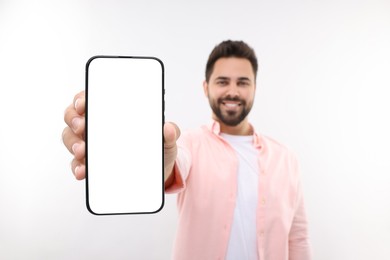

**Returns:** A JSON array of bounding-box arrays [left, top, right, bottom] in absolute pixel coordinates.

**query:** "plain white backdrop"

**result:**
[[0, 0, 389, 259]]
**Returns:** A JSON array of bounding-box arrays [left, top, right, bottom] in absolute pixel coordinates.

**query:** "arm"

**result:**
[[164, 146, 191, 193]]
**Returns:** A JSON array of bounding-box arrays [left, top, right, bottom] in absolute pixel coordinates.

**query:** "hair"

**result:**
[[205, 40, 258, 82]]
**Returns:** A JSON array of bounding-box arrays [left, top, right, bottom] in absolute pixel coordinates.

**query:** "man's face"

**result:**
[[204, 57, 256, 127]]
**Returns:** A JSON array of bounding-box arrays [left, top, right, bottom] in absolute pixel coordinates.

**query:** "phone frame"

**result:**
[[85, 55, 165, 215]]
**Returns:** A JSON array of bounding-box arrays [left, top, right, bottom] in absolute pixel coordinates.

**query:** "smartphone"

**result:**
[[85, 56, 164, 215]]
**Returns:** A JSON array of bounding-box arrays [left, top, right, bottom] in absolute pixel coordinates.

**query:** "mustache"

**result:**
[[218, 96, 244, 103]]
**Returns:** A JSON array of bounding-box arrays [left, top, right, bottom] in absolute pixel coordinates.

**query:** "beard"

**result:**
[[208, 95, 253, 126]]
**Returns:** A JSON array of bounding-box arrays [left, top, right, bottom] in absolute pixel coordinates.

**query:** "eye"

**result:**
[[237, 81, 250, 86], [216, 80, 228, 86]]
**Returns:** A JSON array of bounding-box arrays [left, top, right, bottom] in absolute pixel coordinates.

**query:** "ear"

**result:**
[[203, 80, 209, 97]]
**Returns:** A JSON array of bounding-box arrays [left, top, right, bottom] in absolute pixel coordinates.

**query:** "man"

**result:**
[[63, 40, 311, 260]]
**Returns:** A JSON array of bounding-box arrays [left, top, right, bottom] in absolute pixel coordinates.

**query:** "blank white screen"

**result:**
[[86, 57, 164, 214]]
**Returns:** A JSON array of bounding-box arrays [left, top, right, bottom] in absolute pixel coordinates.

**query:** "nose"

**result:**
[[225, 82, 240, 98]]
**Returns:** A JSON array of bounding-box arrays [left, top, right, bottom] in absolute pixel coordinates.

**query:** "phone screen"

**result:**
[[85, 56, 164, 215]]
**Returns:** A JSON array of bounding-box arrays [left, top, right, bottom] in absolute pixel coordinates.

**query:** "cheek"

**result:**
[[241, 90, 255, 103], [207, 88, 223, 99]]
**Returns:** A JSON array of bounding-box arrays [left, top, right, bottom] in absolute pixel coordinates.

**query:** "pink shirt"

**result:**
[[165, 121, 312, 260]]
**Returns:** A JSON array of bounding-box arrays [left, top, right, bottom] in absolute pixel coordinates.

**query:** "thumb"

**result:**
[[163, 122, 180, 180], [164, 122, 180, 149]]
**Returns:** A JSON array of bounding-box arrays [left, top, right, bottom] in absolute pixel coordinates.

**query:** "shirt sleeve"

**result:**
[[289, 157, 312, 260], [164, 142, 192, 194]]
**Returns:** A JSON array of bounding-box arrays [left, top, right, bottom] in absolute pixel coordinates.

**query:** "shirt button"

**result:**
[[259, 230, 264, 236], [261, 198, 266, 205], [261, 170, 266, 175]]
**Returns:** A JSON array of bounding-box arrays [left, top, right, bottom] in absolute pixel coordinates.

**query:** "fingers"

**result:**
[[64, 109, 85, 136], [62, 126, 85, 158], [64, 91, 85, 136], [63, 90, 86, 180], [63, 126, 86, 180], [73, 91, 85, 115], [71, 159, 86, 180]]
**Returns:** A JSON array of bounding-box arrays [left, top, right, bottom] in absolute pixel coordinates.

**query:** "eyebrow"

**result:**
[[237, 77, 251, 82], [215, 76, 230, 81], [214, 76, 251, 82]]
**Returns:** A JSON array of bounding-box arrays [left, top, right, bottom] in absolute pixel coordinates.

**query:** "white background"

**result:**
[[0, 0, 389, 259]]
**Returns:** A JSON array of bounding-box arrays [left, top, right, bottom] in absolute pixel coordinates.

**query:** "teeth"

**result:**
[[224, 103, 239, 107], [225, 103, 237, 107]]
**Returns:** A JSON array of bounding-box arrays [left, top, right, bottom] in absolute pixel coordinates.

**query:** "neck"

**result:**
[[214, 117, 253, 136]]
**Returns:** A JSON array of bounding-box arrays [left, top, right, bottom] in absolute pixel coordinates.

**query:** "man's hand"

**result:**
[[62, 91, 181, 183], [62, 91, 86, 180]]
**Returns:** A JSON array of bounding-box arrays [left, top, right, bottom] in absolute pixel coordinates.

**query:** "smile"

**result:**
[[222, 101, 241, 108]]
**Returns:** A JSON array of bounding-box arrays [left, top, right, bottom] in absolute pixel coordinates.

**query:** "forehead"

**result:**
[[211, 57, 254, 80]]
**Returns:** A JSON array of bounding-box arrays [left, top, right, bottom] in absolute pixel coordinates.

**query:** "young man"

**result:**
[[63, 40, 311, 260]]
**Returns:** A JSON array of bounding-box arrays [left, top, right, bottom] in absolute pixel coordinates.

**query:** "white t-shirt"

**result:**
[[221, 133, 260, 260]]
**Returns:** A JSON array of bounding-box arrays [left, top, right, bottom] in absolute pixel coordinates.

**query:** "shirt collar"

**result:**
[[208, 120, 263, 150]]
